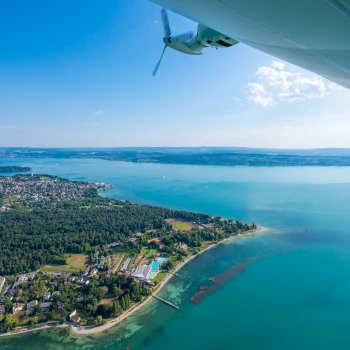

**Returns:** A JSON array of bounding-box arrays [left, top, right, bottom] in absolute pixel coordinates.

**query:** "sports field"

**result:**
[[41, 254, 87, 273], [172, 221, 192, 231]]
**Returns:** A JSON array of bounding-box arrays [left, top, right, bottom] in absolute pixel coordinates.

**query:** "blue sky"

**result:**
[[1, 0, 350, 148]]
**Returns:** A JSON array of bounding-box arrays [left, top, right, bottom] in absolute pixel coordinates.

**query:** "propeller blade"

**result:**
[[161, 8, 171, 37], [153, 45, 167, 77]]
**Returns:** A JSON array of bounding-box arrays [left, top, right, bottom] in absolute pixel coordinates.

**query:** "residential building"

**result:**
[[57, 301, 65, 311], [0, 277, 5, 292], [27, 273, 36, 281], [27, 300, 38, 311], [13, 281, 21, 290], [12, 303, 25, 314], [43, 292, 51, 301], [0, 305, 5, 315], [120, 257, 132, 273], [89, 268, 98, 277], [17, 275, 27, 283], [98, 256, 105, 269], [40, 302, 52, 312], [75, 297, 84, 303], [69, 310, 81, 323]]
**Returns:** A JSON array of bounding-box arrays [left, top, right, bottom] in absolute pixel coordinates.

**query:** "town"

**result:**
[[0, 174, 111, 211]]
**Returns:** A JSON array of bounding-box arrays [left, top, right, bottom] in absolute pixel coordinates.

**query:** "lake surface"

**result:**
[[1, 158, 350, 349]]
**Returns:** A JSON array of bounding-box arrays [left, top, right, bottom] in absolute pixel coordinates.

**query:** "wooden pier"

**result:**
[[151, 294, 179, 309]]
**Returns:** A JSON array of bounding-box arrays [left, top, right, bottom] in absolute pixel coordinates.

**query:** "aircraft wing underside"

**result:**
[[150, 0, 350, 89]]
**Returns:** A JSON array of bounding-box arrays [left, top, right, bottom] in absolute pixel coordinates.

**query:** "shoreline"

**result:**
[[0, 226, 268, 338], [71, 226, 268, 335]]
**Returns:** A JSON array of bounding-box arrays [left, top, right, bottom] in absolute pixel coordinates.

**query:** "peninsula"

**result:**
[[0, 173, 256, 335], [0, 166, 31, 173]]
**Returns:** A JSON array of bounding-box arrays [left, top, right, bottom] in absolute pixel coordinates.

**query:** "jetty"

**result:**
[[151, 294, 179, 309]]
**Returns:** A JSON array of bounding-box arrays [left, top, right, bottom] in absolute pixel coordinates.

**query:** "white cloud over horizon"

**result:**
[[246, 61, 343, 107]]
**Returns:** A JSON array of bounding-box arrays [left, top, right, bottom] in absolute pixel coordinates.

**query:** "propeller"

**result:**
[[153, 8, 171, 77], [153, 45, 168, 77]]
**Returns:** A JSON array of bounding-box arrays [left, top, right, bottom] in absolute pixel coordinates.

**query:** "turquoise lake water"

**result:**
[[1, 158, 350, 349]]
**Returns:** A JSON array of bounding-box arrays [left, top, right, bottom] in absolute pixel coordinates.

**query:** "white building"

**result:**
[[131, 264, 152, 281], [12, 303, 25, 314], [40, 302, 52, 312], [0, 276, 5, 292], [120, 257, 132, 273], [27, 300, 38, 311], [43, 292, 51, 301]]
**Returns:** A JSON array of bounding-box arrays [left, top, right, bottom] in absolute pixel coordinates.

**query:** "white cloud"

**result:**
[[154, 20, 159, 24], [246, 61, 342, 107], [94, 110, 104, 116], [246, 83, 274, 107], [271, 61, 286, 70]]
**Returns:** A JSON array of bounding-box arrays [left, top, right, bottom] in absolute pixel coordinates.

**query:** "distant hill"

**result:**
[[0, 165, 31, 173], [2, 147, 350, 166]]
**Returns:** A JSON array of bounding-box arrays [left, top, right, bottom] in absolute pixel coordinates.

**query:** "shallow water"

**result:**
[[1, 158, 350, 349]]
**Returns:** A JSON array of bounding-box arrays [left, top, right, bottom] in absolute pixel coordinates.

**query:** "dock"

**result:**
[[151, 294, 179, 309]]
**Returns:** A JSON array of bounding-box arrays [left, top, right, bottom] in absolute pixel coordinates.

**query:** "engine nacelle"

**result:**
[[153, 8, 240, 76], [197, 24, 239, 48]]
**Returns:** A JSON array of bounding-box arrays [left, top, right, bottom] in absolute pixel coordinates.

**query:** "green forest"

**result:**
[[0, 193, 214, 275], [0, 166, 31, 173]]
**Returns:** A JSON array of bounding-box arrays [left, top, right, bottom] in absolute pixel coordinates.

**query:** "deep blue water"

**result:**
[[1, 158, 350, 349]]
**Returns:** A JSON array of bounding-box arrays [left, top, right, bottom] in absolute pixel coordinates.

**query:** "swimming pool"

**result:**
[[148, 272, 157, 278], [157, 257, 168, 264], [151, 261, 159, 270], [150, 258, 168, 271]]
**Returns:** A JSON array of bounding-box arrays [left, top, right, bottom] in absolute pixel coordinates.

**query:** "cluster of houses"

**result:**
[[0, 272, 79, 318], [0, 175, 107, 211]]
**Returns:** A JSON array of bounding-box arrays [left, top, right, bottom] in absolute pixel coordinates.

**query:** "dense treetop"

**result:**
[[0, 166, 31, 173]]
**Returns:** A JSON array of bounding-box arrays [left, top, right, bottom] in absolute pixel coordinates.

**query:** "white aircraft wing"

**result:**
[[150, 0, 350, 89]]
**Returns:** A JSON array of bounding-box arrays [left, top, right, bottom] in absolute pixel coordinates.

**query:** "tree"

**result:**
[[95, 315, 104, 326], [4, 297, 13, 314], [3, 314, 19, 331], [30, 316, 38, 327], [121, 296, 126, 311], [112, 300, 121, 317], [111, 285, 119, 297], [162, 260, 174, 271]]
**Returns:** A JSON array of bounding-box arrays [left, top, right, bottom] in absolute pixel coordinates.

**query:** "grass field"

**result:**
[[153, 272, 166, 284], [172, 221, 192, 230], [41, 254, 87, 274]]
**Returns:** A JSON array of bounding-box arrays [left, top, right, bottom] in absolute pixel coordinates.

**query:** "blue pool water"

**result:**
[[151, 261, 159, 270], [157, 257, 168, 264], [151, 257, 168, 271], [148, 272, 157, 278]]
